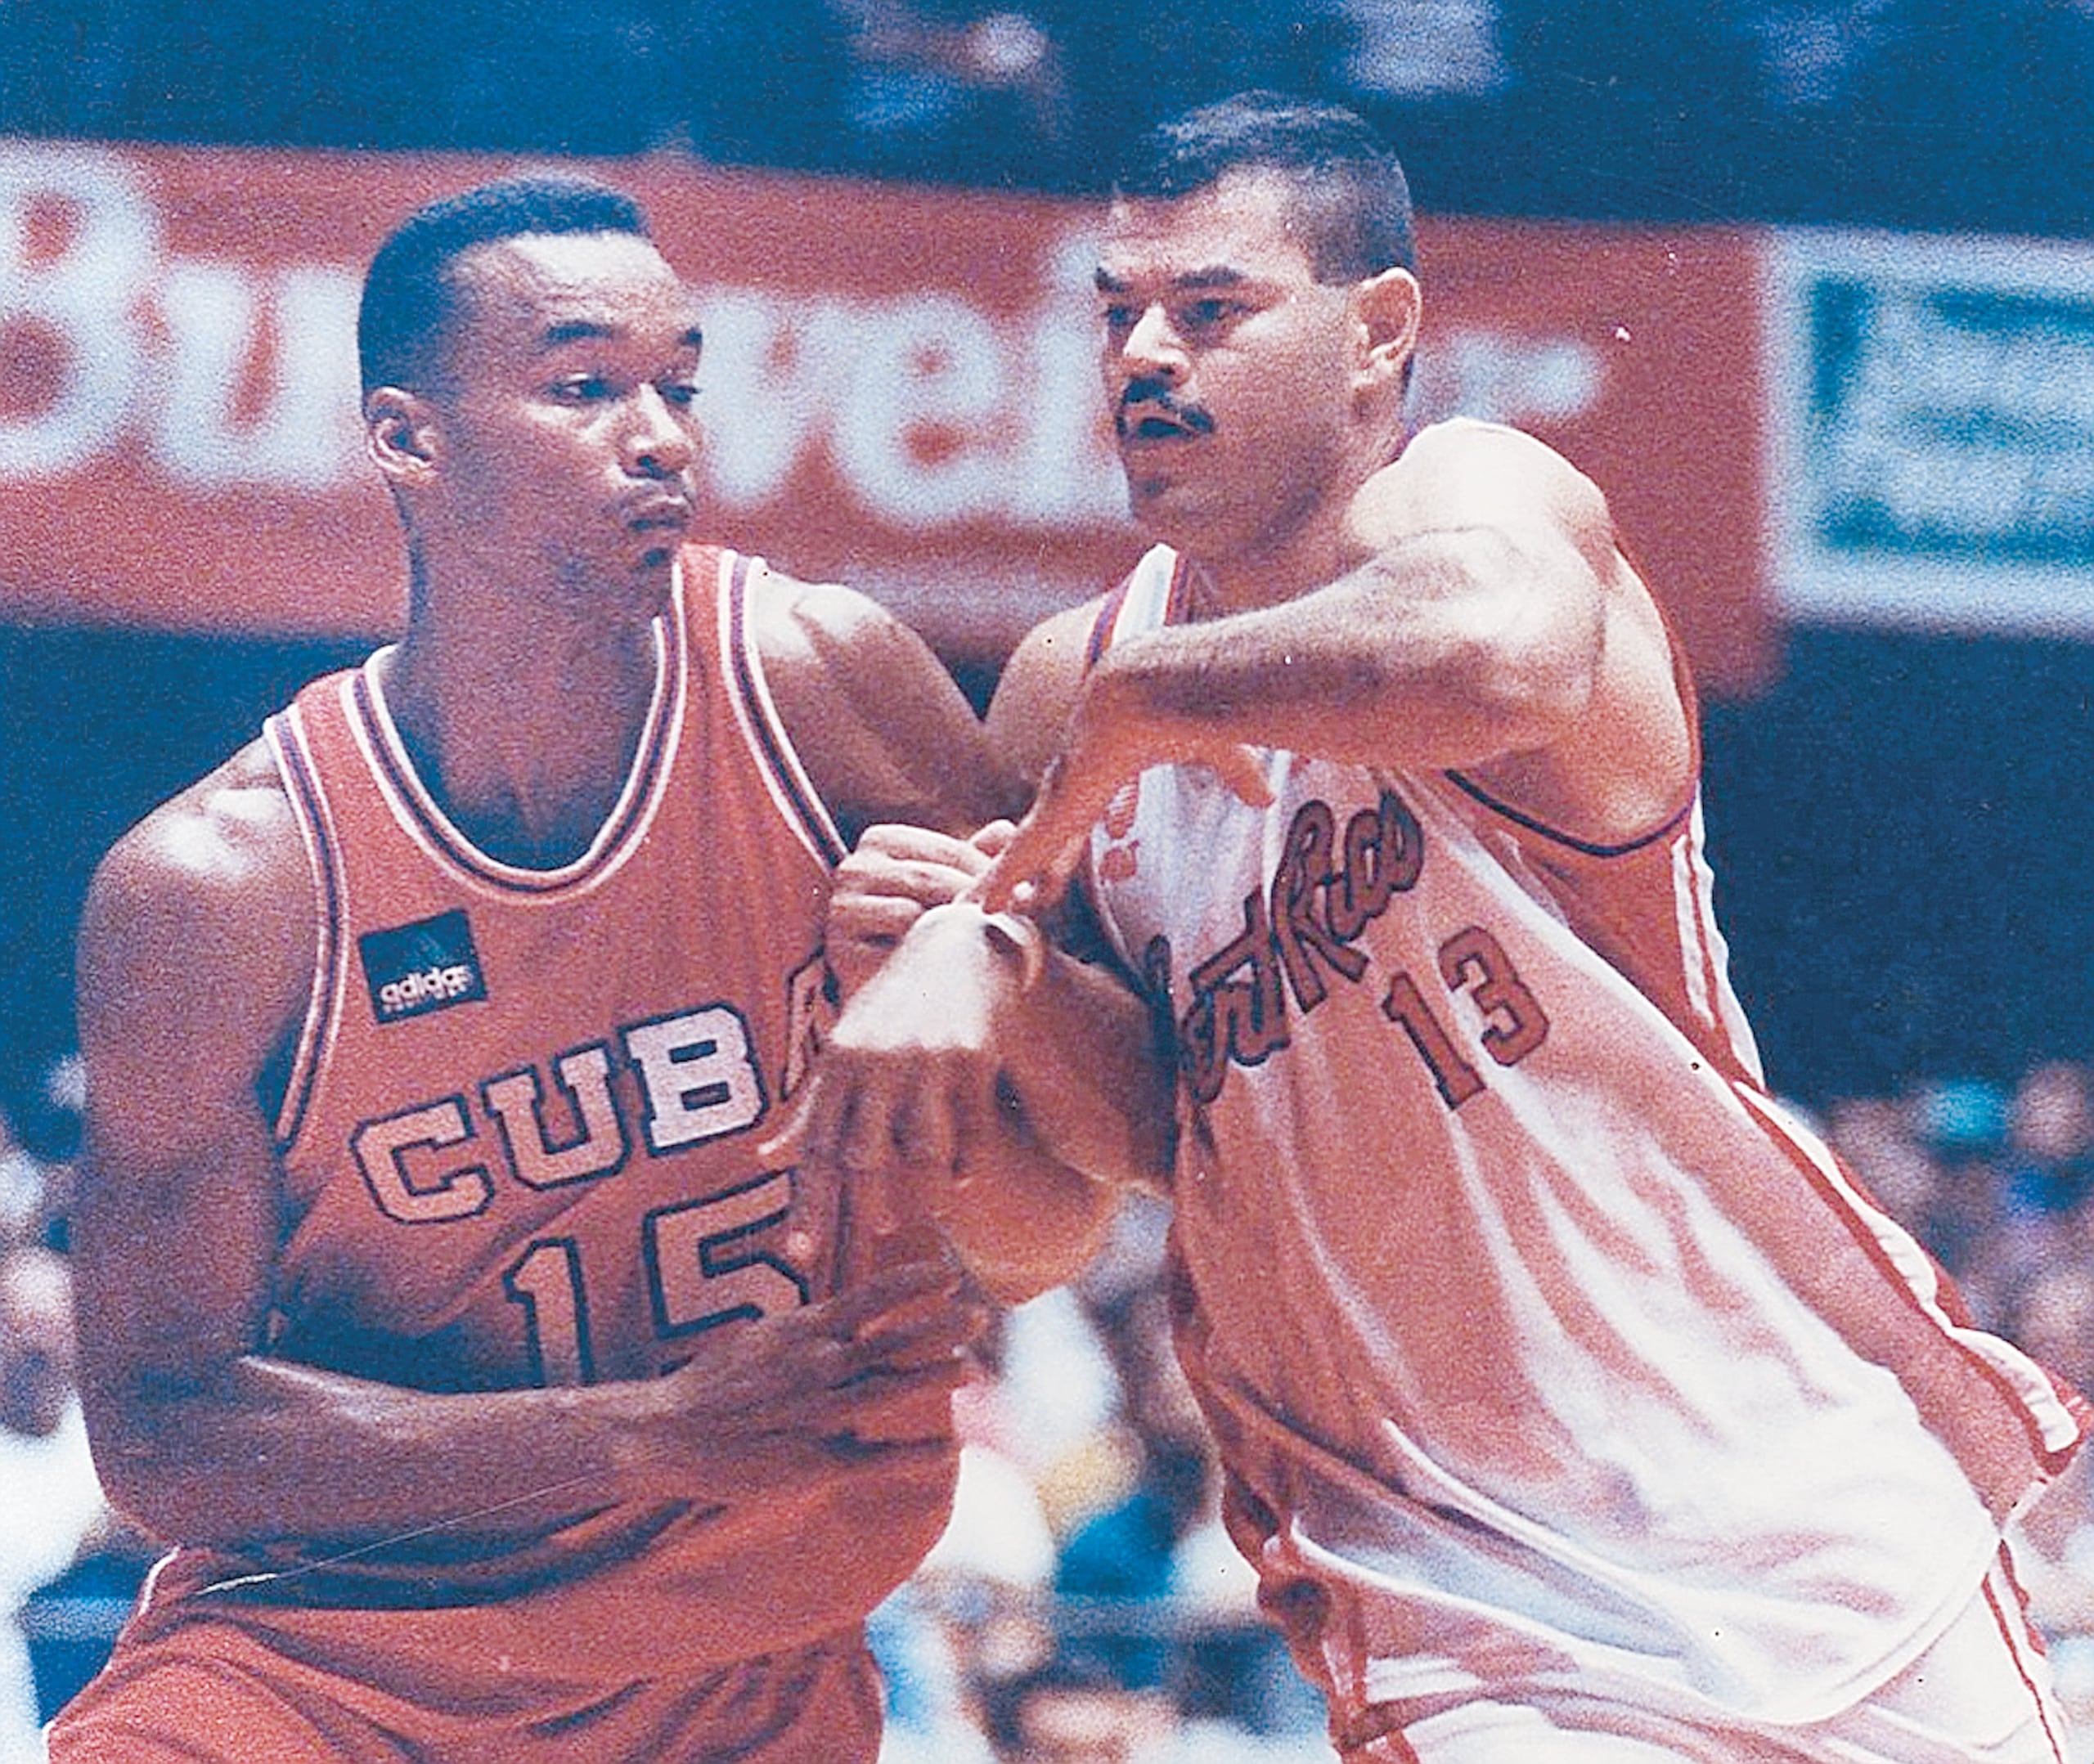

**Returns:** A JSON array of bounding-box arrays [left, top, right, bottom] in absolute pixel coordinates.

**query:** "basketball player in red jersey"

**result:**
[[790, 95, 2091, 1760], [55, 177, 1013, 1762]]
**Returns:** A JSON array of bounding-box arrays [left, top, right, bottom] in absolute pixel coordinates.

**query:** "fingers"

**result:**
[[973, 817, 1088, 914], [832, 824, 1011, 1000], [968, 819, 1018, 858], [810, 1250, 969, 1331], [826, 891, 927, 954], [973, 743, 1269, 912], [1207, 742, 1275, 808], [771, 1259, 986, 1452], [834, 1281, 991, 1376], [838, 824, 998, 904]]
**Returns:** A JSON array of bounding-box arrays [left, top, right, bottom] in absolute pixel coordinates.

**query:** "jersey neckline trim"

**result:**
[[350, 582, 683, 894]]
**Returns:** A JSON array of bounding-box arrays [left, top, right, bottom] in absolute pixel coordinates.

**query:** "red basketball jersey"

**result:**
[[128, 546, 955, 1685]]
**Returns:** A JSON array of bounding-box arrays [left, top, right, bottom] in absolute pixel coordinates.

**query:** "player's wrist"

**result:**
[[914, 900, 1049, 992], [979, 909, 1048, 991]]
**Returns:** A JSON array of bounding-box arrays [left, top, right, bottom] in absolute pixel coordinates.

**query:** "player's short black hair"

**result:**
[[1114, 91, 1416, 284], [357, 173, 651, 396]]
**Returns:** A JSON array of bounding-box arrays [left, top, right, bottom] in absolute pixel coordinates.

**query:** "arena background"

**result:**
[[0, 1, 2088, 1147], [2, 5, 2094, 1754]]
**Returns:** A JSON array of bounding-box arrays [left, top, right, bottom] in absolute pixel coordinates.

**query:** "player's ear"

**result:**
[[365, 386, 442, 485], [1350, 267, 1421, 396]]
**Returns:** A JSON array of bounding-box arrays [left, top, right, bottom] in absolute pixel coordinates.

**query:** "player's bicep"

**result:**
[[761, 579, 1018, 838], [985, 600, 1101, 795], [72, 813, 304, 1418]]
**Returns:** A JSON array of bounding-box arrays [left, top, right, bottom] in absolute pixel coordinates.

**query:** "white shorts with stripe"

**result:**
[[1342, 1547, 2066, 1764]]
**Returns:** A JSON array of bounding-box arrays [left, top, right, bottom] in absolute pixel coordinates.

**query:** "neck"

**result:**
[[1184, 429, 1401, 617], [1187, 500, 1353, 619], [380, 595, 664, 869]]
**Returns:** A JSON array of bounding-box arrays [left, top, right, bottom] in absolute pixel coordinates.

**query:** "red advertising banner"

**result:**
[[0, 143, 1773, 691]]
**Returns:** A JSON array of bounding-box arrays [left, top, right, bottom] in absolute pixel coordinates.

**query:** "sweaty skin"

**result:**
[[789, 168, 1692, 1292]]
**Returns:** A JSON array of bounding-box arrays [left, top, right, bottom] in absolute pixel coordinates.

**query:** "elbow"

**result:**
[[79, 1382, 248, 1549], [85, 1425, 196, 1546]]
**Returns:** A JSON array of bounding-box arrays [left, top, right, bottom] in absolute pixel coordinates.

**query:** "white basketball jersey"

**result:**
[[1084, 545, 2084, 1730]]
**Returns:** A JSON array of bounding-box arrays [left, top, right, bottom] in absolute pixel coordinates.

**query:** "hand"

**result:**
[[829, 820, 1015, 999], [769, 902, 1029, 1226], [646, 1253, 988, 1504], [974, 687, 1270, 914]]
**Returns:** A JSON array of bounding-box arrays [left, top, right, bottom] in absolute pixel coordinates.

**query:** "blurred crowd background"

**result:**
[[0, 0, 2086, 236], [15, 1060, 2094, 1757], [2, 2, 2094, 1759]]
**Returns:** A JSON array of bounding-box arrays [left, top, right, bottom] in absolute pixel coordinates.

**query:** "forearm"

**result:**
[[1092, 527, 1598, 771], [991, 916, 1175, 1189], [88, 1353, 676, 1552]]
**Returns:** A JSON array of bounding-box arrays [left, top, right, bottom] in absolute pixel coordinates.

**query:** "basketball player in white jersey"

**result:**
[[785, 92, 2090, 1761]]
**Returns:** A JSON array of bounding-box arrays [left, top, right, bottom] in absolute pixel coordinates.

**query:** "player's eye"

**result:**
[[1176, 298, 1242, 334]]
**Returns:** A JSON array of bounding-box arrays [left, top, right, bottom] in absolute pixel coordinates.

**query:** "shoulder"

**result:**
[[744, 568, 923, 679], [1394, 416, 1594, 486], [1368, 419, 1616, 560], [986, 591, 1117, 792], [744, 567, 1018, 842], [78, 738, 316, 1095]]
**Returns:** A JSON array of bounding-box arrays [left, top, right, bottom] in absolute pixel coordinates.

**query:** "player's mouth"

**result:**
[[622, 492, 694, 536], [1117, 388, 1214, 447]]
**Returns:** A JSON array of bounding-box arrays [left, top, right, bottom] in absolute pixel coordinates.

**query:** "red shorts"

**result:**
[[48, 1609, 884, 1764]]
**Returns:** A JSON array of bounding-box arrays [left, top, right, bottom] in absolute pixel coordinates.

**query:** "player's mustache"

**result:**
[[1116, 379, 1216, 438]]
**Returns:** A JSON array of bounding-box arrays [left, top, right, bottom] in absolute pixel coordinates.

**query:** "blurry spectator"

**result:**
[[0, 1131, 45, 1260], [876, 1388, 1061, 1761], [980, 1651, 1177, 1764], [1746, 0, 1890, 111], [2005, 1264, 2094, 1403], [1053, 1437, 1210, 1692], [0, 1248, 73, 1443], [1822, 1093, 1943, 1228], [829, 0, 1075, 184], [0, 1246, 107, 1763], [2000, 1061, 2094, 1219], [1054, 1223, 1215, 1690], [663, 0, 858, 170], [1903, 1076, 2014, 1297], [1042, 0, 1341, 189], [1324, 0, 1508, 101]]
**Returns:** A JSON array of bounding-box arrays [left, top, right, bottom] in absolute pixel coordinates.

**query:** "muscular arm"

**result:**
[[73, 745, 977, 1555], [754, 579, 1143, 1300], [988, 420, 1695, 900], [853, 422, 1696, 1290], [754, 575, 1024, 842]]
